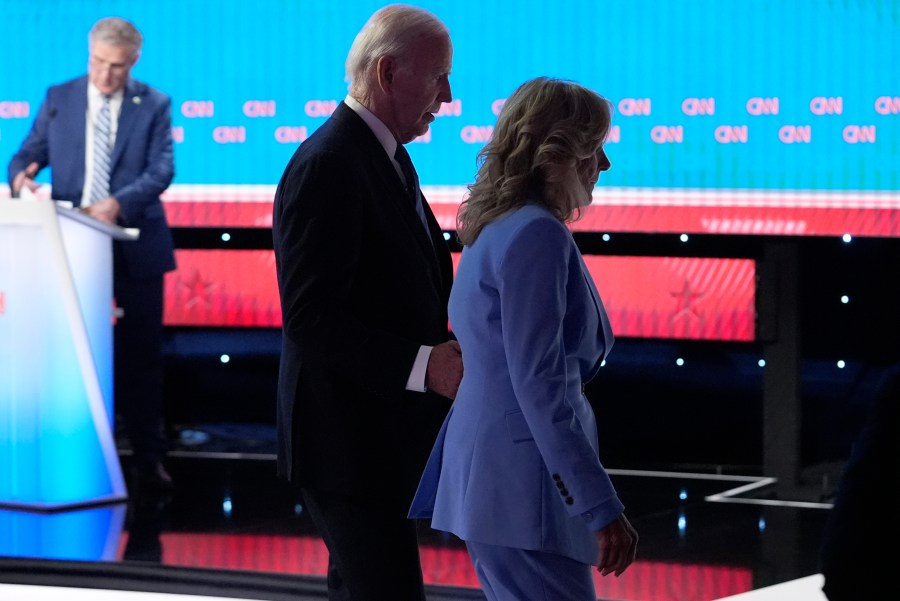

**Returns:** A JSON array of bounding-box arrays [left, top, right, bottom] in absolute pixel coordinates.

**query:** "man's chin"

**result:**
[[400, 125, 429, 144], [413, 123, 431, 140]]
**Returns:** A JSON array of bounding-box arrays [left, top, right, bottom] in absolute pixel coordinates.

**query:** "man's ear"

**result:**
[[375, 55, 395, 93]]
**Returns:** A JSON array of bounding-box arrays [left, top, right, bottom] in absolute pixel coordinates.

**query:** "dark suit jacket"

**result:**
[[272, 102, 454, 500], [8, 75, 176, 277]]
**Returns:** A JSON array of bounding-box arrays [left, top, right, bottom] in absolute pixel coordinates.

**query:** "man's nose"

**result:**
[[440, 80, 452, 104]]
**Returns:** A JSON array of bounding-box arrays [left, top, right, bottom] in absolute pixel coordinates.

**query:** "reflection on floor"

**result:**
[[0, 426, 836, 601]]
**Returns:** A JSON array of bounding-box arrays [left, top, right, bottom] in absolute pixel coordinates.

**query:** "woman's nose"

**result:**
[[598, 149, 611, 172]]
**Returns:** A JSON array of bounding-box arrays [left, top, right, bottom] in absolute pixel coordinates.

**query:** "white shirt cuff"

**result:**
[[406, 345, 433, 392]]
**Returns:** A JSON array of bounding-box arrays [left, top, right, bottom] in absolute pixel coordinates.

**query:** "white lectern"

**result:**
[[0, 200, 138, 511]]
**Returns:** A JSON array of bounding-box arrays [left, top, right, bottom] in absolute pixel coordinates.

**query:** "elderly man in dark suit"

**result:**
[[272, 4, 462, 600], [8, 16, 176, 492]]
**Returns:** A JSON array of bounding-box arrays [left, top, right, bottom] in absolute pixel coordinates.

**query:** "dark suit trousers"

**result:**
[[113, 271, 168, 468], [300, 487, 427, 601]]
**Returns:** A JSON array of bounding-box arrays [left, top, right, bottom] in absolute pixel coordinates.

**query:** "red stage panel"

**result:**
[[583, 255, 755, 341], [167, 250, 755, 341], [164, 249, 280, 327]]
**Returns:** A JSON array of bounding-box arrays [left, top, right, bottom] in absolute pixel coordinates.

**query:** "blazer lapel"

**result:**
[[375, 143, 438, 267], [385, 145, 438, 268], [420, 193, 450, 289], [68, 79, 89, 191], [111, 80, 141, 168], [578, 253, 614, 378]]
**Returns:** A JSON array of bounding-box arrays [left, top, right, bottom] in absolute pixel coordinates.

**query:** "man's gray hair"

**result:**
[[345, 4, 448, 96], [89, 17, 143, 57]]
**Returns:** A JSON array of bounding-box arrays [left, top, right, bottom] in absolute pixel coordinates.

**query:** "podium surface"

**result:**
[[0, 200, 137, 510]]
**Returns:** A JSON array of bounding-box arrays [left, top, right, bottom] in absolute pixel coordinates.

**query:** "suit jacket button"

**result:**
[[552, 474, 561, 481], [565, 497, 574, 505]]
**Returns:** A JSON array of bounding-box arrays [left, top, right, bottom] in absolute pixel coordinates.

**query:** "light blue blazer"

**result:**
[[409, 203, 624, 565]]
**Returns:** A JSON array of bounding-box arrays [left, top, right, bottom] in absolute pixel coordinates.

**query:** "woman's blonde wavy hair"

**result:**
[[456, 77, 612, 245]]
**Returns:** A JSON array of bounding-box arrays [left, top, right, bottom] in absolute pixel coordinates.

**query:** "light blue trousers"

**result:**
[[465, 540, 597, 601]]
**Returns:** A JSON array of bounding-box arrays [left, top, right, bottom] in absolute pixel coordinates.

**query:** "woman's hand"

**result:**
[[595, 513, 639, 576]]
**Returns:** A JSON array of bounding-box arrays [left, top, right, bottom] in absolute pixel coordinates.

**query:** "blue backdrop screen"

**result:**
[[1, 1, 898, 235]]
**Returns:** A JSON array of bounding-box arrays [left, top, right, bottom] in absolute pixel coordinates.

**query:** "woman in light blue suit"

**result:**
[[410, 77, 638, 600]]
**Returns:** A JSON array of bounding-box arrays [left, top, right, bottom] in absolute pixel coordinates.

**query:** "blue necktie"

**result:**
[[395, 144, 430, 234], [394, 143, 419, 205], [89, 95, 112, 204]]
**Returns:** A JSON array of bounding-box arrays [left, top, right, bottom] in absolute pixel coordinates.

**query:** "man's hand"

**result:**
[[11, 162, 40, 197], [83, 196, 121, 224], [595, 513, 638, 577], [424, 340, 463, 399]]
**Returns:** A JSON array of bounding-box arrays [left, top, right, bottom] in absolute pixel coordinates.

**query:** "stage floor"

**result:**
[[0, 426, 836, 601]]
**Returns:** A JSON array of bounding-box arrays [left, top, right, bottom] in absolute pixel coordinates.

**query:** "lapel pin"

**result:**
[[132, 96, 141, 104]]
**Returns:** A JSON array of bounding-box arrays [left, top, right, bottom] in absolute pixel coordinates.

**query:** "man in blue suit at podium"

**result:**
[[7, 16, 176, 491]]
